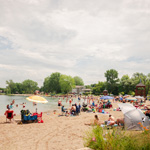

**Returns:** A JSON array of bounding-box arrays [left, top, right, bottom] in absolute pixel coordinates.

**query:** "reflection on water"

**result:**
[[0, 95, 82, 116]]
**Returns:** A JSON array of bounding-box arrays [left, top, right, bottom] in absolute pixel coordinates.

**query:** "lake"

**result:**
[[0, 95, 82, 116]]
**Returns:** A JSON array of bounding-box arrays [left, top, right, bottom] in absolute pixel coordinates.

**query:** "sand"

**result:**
[[0, 101, 147, 150]]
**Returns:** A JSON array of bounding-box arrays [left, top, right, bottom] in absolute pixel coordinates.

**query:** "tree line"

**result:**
[[4, 72, 84, 94], [2, 69, 150, 95]]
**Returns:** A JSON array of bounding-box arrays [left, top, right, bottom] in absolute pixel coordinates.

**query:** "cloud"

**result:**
[[0, 0, 150, 87]]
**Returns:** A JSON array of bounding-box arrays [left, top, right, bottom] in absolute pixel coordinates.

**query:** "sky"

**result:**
[[0, 0, 150, 88]]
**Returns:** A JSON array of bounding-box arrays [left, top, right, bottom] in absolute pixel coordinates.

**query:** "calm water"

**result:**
[[0, 95, 82, 116]]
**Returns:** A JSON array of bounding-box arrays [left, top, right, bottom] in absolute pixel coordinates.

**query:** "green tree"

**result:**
[[49, 72, 61, 93], [22, 79, 39, 94], [43, 72, 61, 93], [119, 75, 134, 94], [92, 81, 105, 95], [43, 76, 51, 93], [105, 69, 119, 94], [74, 76, 84, 86], [59, 75, 75, 93], [15, 83, 23, 94], [146, 73, 150, 95], [6, 80, 17, 94]]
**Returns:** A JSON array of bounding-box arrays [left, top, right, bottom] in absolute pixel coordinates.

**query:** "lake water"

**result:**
[[0, 95, 82, 116]]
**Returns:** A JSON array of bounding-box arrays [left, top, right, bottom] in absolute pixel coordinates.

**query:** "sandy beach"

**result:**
[[1, 100, 149, 150], [0, 101, 125, 150]]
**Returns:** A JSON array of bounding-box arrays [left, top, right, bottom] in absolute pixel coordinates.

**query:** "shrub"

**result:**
[[84, 126, 150, 150]]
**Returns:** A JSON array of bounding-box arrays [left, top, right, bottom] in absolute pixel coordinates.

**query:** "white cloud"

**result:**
[[0, 0, 150, 87]]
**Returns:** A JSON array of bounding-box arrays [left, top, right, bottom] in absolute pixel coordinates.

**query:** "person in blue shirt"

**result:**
[[92, 101, 95, 107], [78, 103, 81, 114]]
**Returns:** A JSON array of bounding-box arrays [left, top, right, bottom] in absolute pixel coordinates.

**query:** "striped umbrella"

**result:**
[[26, 95, 48, 103]]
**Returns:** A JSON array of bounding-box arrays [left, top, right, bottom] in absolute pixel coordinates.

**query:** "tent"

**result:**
[[118, 103, 149, 130]]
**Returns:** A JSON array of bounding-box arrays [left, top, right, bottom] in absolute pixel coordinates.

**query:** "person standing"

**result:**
[[58, 98, 62, 109]]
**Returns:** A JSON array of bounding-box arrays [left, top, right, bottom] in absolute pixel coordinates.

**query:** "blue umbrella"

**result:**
[[100, 96, 114, 100]]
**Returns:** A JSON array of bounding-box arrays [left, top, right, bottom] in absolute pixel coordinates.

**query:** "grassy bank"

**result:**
[[84, 126, 150, 150]]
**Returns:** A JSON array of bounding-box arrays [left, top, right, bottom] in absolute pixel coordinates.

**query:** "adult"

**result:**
[[116, 118, 124, 126], [20, 103, 26, 109], [70, 104, 76, 115], [107, 115, 115, 126], [69, 99, 72, 106], [85, 115, 102, 126], [145, 108, 150, 118], [58, 98, 62, 108]]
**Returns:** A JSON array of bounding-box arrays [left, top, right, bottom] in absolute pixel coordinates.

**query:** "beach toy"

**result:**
[[41, 120, 44, 123], [99, 109, 102, 113], [102, 110, 105, 113]]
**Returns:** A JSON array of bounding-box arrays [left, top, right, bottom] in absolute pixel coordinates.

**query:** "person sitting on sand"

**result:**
[[116, 118, 124, 126], [145, 108, 150, 118], [107, 115, 115, 126], [70, 104, 76, 115], [85, 115, 102, 126]]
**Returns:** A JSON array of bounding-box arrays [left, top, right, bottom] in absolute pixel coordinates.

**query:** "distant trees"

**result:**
[[4, 70, 150, 95], [42, 73, 83, 94], [43, 72, 61, 94], [74, 76, 84, 86], [59, 75, 75, 93], [22, 79, 39, 94], [105, 69, 119, 95], [92, 81, 105, 95], [6, 79, 39, 94]]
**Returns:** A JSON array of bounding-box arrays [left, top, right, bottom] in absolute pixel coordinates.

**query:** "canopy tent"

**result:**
[[118, 103, 136, 114], [118, 103, 149, 130], [124, 109, 149, 130]]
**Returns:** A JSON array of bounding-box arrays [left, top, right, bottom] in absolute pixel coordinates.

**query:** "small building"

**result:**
[[135, 83, 146, 97], [72, 86, 84, 94], [82, 89, 92, 93], [72, 86, 91, 94]]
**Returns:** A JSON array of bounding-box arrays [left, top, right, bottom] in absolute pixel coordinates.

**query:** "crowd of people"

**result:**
[[4, 94, 150, 126]]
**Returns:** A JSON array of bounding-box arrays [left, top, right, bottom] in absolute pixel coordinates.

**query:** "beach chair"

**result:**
[[37, 112, 42, 122], [21, 110, 38, 123], [4, 110, 14, 122], [61, 106, 68, 116]]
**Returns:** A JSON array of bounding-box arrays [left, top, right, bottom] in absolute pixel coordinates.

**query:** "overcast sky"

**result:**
[[0, 0, 150, 88]]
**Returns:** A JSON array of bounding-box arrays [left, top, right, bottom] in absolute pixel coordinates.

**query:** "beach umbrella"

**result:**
[[135, 96, 144, 99], [118, 103, 149, 130], [26, 95, 48, 112], [125, 97, 137, 101], [100, 96, 114, 100], [26, 95, 48, 104]]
